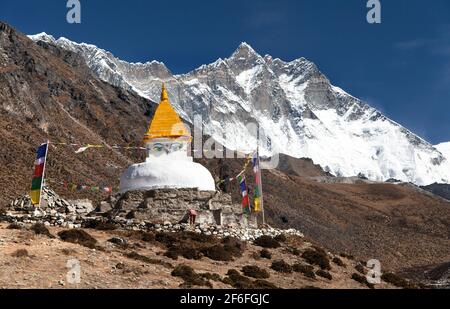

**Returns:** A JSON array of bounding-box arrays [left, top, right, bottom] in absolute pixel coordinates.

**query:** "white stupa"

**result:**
[[119, 85, 216, 193]]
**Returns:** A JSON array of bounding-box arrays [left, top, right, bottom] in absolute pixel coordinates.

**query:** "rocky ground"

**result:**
[[0, 222, 405, 289]]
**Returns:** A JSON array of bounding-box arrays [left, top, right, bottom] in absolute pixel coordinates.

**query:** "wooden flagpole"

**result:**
[[257, 123, 266, 226]]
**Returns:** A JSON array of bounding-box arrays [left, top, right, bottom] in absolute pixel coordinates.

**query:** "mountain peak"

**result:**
[[232, 42, 260, 58], [28, 32, 56, 43], [0, 22, 13, 34], [238, 42, 255, 51]]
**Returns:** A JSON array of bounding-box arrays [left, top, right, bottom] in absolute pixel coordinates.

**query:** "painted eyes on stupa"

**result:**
[[152, 143, 184, 154], [170, 143, 182, 152], [153, 144, 165, 152]]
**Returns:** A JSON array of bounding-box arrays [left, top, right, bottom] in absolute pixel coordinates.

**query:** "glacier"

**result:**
[[28, 34, 450, 185]]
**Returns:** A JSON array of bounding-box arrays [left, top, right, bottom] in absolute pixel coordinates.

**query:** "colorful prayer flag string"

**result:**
[[215, 153, 255, 187], [49, 179, 116, 194], [51, 141, 146, 154]]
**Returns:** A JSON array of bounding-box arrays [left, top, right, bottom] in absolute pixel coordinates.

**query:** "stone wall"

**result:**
[[3, 187, 304, 241], [105, 188, 256, 228]]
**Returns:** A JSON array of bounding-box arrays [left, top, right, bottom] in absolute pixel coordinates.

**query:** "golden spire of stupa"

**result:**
[[143, 84, 190, 143]]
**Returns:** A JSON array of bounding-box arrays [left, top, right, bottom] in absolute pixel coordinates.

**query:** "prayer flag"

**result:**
[[30, 143, 48, 205], [75, 145, 92, 154], [238, 175, 251, 215]]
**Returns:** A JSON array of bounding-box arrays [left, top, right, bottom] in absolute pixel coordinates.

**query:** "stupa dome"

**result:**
[[119, 84, 215, 193]]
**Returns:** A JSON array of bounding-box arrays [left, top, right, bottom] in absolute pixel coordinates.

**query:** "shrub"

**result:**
[[7, 222, 23, 230], [58, 229, 98, 249], [94, 222, 117, 231], [125, 211, 135, 219], [286, 247, 301, 256], [184, 231, 216, 243], [381, 273, 415, 289], [271, 260, 293, 273], [302, 249, 331, 270], [355, 264, 366, 274], [83, 220, 116, 231], [293, 263, 316, 279], [242, 265, 270, 279], [223, 269, 277, 289], [222, 237, 246, 258], [172, 265, 212, 288], [164, 246, 202, 260], [351, 273, 374, 289], [201, 273, 222, 282], [31, 223, 54, 238], [260, 249, 272, 259], [274, 234, 287, 243], [122, 231, 155, 243], [61, 248, 77, 256], [316, 270, 332, 280], [201, 245, 233, 261], [12, 249, 29, 258], [254, 236, 281, 249], [253, 280, 279, 289], [227, 269, 240, 276], [140, 232, 155, 242], [125, 252, 173, 269], [332, 257, 346, 267], [224, 269, 255, 289], [155, 232, 178, 246], [107, 237, 127, 246]]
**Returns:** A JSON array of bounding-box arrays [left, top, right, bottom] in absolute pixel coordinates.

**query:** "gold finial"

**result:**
[[161, 83, 169, 102], [142, 83, 191, 143]]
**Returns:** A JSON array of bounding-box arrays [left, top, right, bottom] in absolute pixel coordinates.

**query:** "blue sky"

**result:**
[[1, 0, 449, 144]]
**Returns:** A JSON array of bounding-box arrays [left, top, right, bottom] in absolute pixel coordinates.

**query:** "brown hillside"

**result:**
[[200, 157, 450, 275], [0, 22, 156, 202]]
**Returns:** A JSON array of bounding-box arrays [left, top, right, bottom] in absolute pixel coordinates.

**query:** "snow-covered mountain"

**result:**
[[28, 33, 450, 185], [436, 143, 450, 163]]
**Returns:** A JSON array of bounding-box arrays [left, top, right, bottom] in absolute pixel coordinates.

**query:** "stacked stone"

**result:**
[[151, 222, 304, 241], [3, 187, 305, 242], [106, 219, 304, 241], [4, 187, 93, 229]]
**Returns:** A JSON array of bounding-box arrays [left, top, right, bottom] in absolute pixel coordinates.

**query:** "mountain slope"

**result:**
[[0, 23, 156, 201], [198, 157, 450, 274], [28, 34, 450, 186]]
